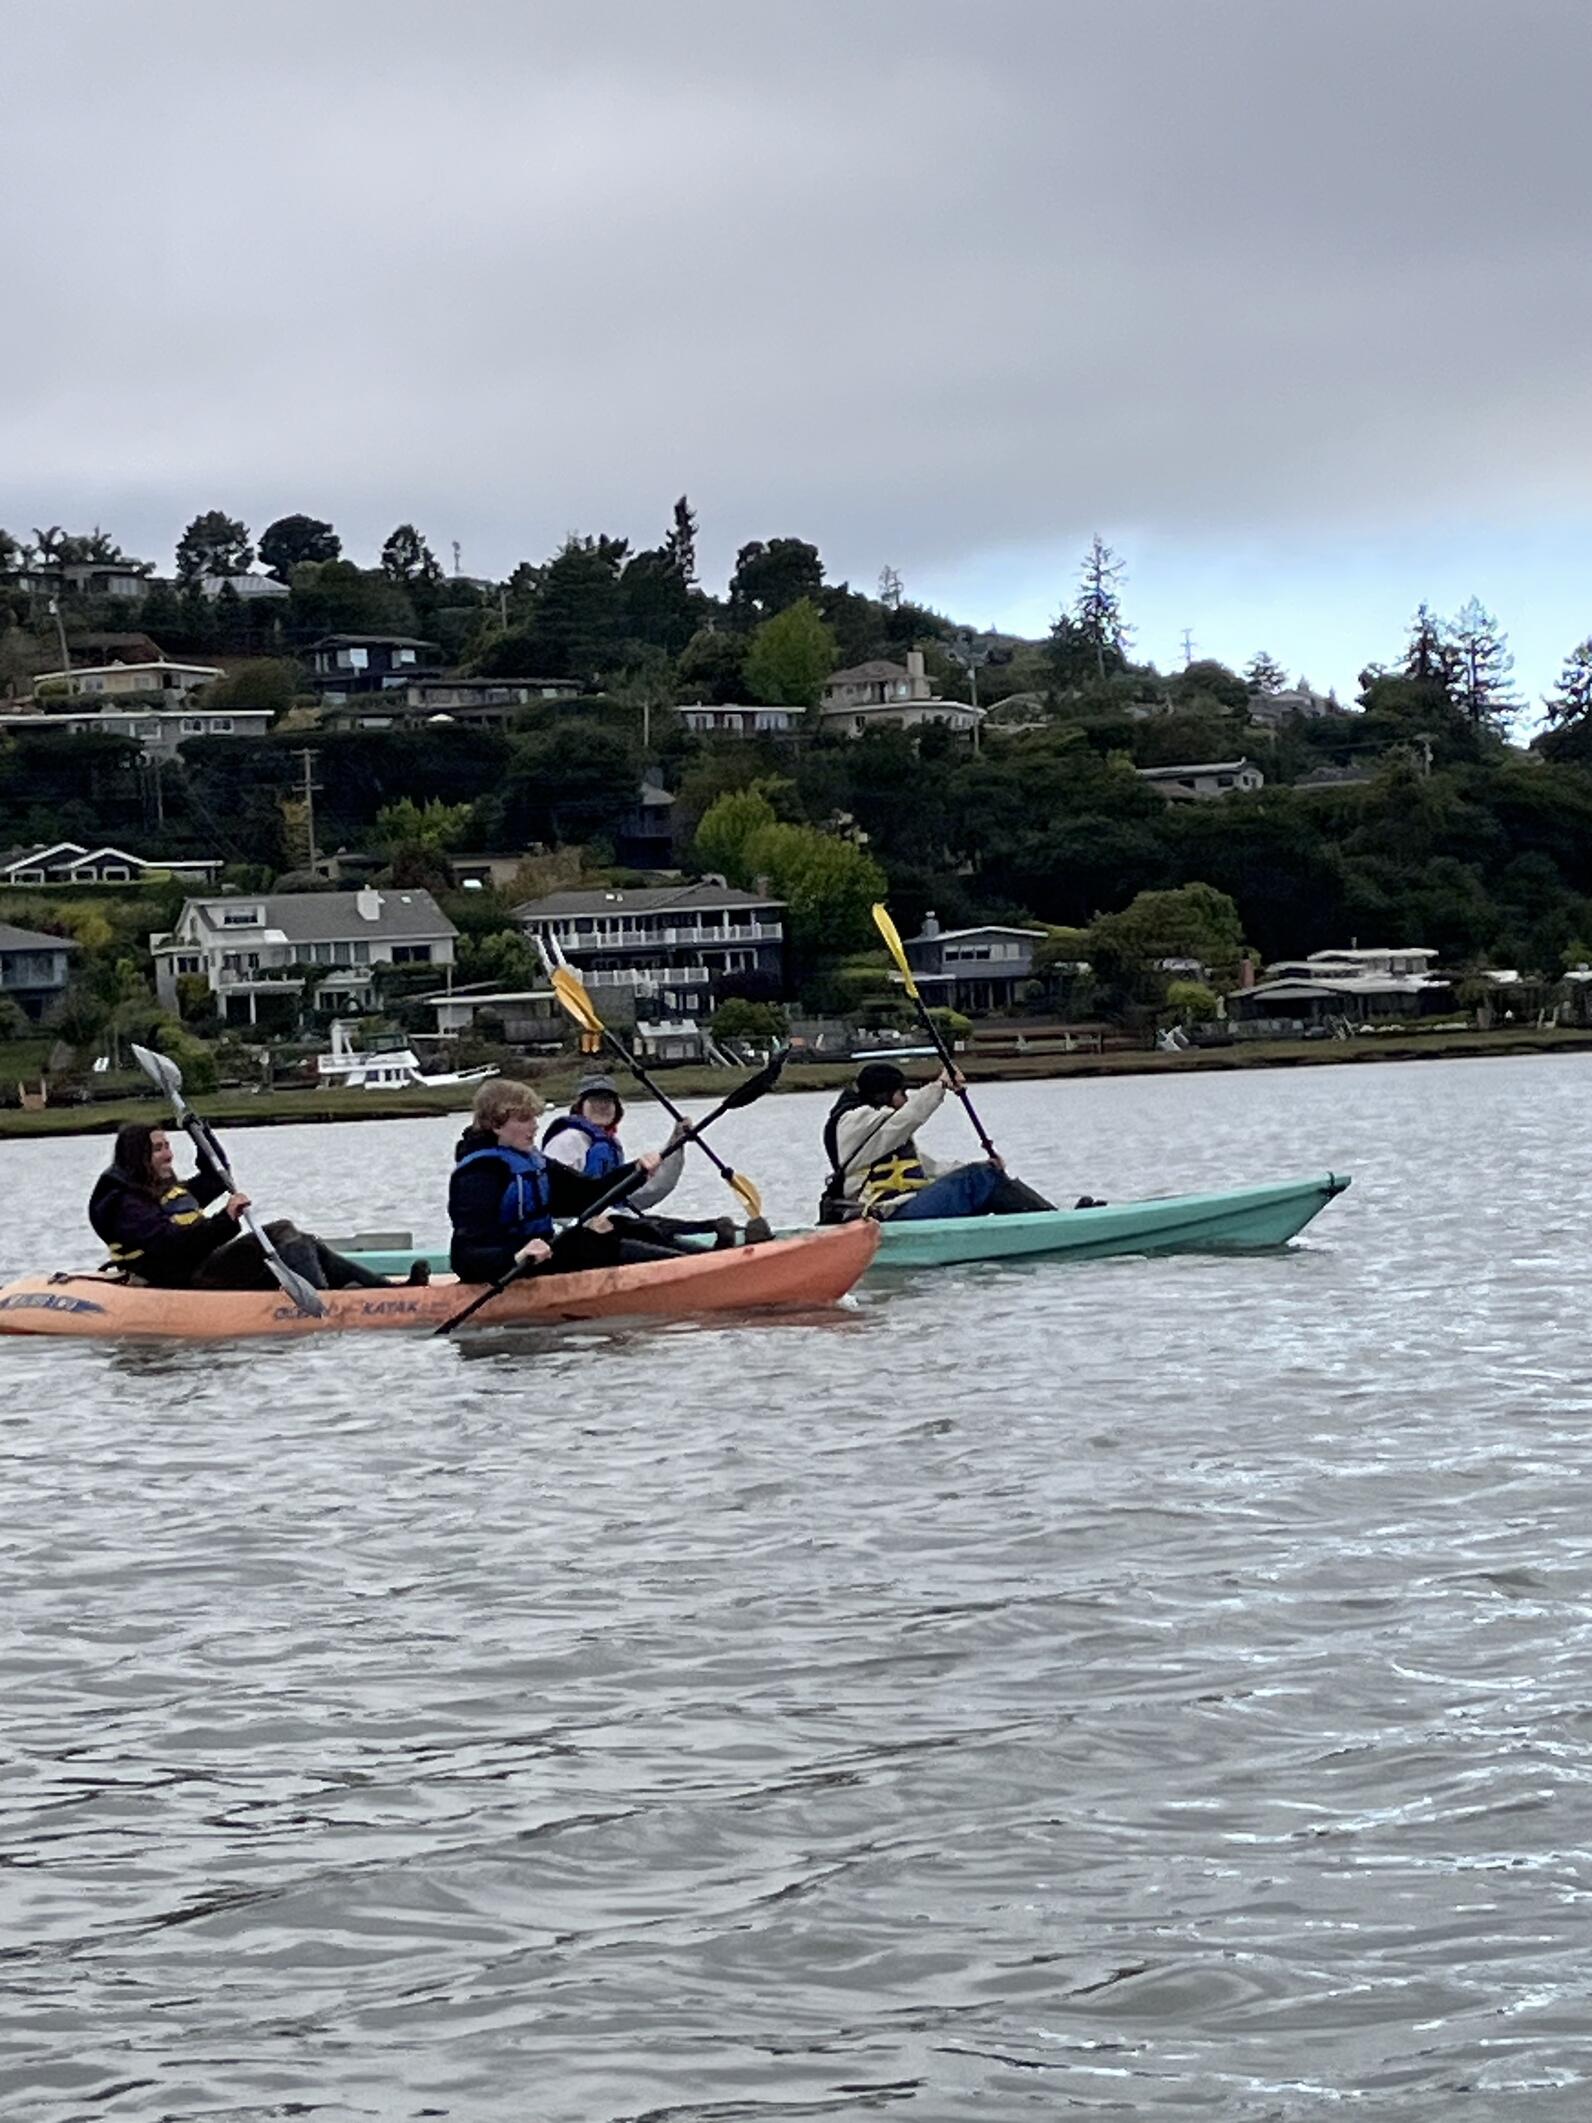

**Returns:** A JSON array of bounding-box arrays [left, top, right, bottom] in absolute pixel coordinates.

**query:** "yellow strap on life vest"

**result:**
[[859, 1151, 931, 1209]]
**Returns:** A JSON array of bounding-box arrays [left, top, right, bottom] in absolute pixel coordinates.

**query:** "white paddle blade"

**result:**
[[130, 1042, 184, 1101]]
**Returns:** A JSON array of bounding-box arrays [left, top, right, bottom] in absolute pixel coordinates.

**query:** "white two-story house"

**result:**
[[152, 887, 457, 1024]]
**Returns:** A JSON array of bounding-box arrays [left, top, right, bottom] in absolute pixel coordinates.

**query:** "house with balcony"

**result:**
[[317, 673, 579, 731], [1137, 759, 1265, 802], [903, 911, 1048, 1014], [677, 702, 803, 738], [513, 880, 786, 1020], [300, 635, 444, 700], [0, 921, 76, 1018], [0, 841, 223, 887], [152, 886, 457, 1025]]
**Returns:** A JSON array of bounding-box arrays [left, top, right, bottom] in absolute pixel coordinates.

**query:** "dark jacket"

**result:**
[[88, 1161, 238, 1286], [447, 1126, 642, 1283]]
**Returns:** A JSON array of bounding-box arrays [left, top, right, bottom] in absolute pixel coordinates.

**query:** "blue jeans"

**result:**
[[885, 1162, 1007, 1222]]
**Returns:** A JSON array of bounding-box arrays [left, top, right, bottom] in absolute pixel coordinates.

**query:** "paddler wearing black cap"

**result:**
[[820, 1061, 1055, 1222], [543, 1076, 772, 1248]]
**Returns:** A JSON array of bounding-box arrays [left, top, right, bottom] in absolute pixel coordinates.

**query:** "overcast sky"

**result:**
[[10, 0, 1592, 704]]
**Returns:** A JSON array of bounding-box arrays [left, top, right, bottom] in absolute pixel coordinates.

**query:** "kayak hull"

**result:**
[[343, 1173, 1351, 1280], [0, 1222, 878, 1343], [865, 1172, 1350, 1268]]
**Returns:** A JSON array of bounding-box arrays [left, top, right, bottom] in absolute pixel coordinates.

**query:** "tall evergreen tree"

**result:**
[[1544, 639, 1592, 726], [1245, 650, 1288, 695], [1448, 597, 1516, 727], [663, 495, 698, 585], [1073, 535, 1130, 679], [878, 565, 904, 611], [728, 538, 824, 627], [1402, 602, 1457, 692]]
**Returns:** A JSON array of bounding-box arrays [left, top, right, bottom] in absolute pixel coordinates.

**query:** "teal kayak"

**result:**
[[337, 1173, 1349, 1279]]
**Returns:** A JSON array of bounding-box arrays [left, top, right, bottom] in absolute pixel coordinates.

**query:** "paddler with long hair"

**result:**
[[820, 1061, 1055, 1222], [449, 1077, 676, 1284], [88, 1122, 417, 1289]]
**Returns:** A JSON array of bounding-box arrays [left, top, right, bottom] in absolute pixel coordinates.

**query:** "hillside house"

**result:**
[[1137, 759, 1265, 802], [0, 841, 223, 888], [301, 635, 443, 699]]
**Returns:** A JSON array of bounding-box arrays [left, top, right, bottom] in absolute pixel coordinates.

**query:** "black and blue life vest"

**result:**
[[543, 1113, 624, 1181], [454, 1144, 555, 1245]]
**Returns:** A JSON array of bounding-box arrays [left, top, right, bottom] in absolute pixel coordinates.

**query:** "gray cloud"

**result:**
[[8, 0, 1592, 595]]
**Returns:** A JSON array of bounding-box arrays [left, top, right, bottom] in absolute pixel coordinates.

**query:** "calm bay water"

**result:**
[[4, 1055, 1592, 2121]]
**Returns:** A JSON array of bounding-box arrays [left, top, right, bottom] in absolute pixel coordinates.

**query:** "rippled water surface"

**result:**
[[6, 1057, 1592, 2121]]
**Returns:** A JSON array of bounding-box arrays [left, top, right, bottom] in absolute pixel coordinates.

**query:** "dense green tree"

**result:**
[[1045, 610, 1099, 696], [1401, 602, 1456, 691], [692, 785, 782, 878], [728, 538, 824, 627], [1172, 659, 1249, 713], [741, 819, 886, 959], [286, 561, 417, 638], [744, 598, 836, 708], [621, 545, 698, 655], [677, 625, 750, 705], [200, 660, 302, 716], [259, 514, 340, 581], [511, 534, 629, 678], [499, 723, 640, 846], [381, 522, 442, 584], [175, 510, 253, 582]]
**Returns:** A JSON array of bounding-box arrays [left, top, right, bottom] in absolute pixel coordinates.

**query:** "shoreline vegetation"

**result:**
[[5, 1024, 1591, 1139]]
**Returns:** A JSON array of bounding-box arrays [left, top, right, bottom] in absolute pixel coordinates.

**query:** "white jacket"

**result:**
[[831, 1079, 954, 1214]]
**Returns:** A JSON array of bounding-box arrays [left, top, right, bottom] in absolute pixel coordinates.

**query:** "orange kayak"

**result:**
[[0, 1222, 879, 1342]]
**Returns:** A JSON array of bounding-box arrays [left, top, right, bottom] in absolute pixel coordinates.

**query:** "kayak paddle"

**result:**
[[537, 937, 774, 1217], [870, 901, 1001, 1162], [130, 1043, 327, 1318]]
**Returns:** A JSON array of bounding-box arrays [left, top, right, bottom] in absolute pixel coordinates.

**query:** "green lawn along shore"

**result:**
[[7, 1024, 1592, 1137]]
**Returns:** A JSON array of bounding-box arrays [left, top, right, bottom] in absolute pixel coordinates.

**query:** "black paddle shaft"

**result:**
[[907, 999, 1000, 1162], [592, 1026, 742, 1187]]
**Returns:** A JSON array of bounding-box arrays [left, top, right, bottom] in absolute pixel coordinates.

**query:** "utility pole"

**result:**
[[1180, 627, 1195, 668], [452, 540, 462, 579], [48, 597, 73, 689], [293, 747, 322, 874]]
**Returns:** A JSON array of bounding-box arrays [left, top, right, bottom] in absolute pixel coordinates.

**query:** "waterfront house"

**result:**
[[1226, 946, 1452, 1033], [0, 841, 224, 888], [152, 886, 457, 1024], [1137, 759, 1265, 802], [0, 921, 76, 1018], [903, 912, 1048, 1014], [514, 880, 786, 1017]]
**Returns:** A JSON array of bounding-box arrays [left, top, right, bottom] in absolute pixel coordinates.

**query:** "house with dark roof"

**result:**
[[317, 673, 580, 731], [151, 887, 457, 1024], [0, 921, 76, 1018], [822, 651, 933, 711], [903, 911, 1048, 1015], [0, 841, 224, 888], [300, 635, 444, 699], [514, 880, 786, 1015]]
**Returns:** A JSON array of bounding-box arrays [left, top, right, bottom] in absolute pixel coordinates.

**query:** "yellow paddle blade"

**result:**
[[550, 964, 604, 1035], [871, 901, 920, 1003], [728, 1169, 763, 1219]]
